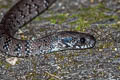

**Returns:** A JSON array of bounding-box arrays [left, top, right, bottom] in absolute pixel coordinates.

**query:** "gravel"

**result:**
[[0, 0, 120, 80]]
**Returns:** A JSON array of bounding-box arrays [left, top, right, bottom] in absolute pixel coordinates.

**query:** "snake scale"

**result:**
[[0, 0, 96, 57]]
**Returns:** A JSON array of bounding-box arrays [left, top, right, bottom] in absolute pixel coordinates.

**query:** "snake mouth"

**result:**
[[74, 37, 96, 49], [63, 41, 96, 50], [76, 43, 95, 49]]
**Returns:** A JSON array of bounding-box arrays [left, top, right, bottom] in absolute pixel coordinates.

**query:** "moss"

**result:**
[[48, 78, 56, 80], [26, 72, 39, 80], [34, 13, 69, 24], [73, 4, 118, 30], [110, 22, 120, 29], [98, 42, 114, 49], [39, 28, 47, 32], [0, 60, 3, 66], [0, 59, 11, 69], [114, 53, 120, 58], [34, 3, 118, 32], [5, 63, 11, 69], [0, 0, 12, 8], [118, 66, 120, 70]]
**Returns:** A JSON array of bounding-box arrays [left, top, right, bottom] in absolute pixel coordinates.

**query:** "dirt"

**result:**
[[0, 0, 120, 80]]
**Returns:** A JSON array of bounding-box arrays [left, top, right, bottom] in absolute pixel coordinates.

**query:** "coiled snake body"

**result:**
[[0, 0, 96, 57]]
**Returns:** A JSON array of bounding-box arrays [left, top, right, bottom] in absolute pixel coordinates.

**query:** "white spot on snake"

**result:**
[[51, 47, 60, 52], [90, 44, 93, 47], [66, 43, 73, 47], [81, 46, 84, 49], [44, 0, 49, 6], [84, 45, 87, 48], [43, 0, 49, 8], [76, 46, 79, 49], [34, 11, 38, 15]]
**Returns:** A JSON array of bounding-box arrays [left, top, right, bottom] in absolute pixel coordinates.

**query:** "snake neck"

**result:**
[[0, 0, 57, 57]]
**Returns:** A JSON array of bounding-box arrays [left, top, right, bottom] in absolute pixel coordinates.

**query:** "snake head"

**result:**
[[58, 31, 96, 50]]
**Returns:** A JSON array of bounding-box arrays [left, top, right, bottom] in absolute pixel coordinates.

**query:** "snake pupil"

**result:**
[[80, 37, 85, 43]]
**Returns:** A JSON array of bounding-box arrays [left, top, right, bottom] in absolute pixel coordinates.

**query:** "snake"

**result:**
[[0, 0, 96, 57]]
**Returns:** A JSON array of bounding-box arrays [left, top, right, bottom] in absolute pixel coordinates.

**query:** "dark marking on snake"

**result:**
[[0, 0, 96, 57]]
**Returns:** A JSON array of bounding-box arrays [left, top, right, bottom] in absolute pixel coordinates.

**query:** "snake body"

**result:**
[[0, 0, 96, 57]]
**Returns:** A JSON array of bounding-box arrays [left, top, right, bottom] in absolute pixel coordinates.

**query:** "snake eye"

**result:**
[[80, 37, 85, 43]]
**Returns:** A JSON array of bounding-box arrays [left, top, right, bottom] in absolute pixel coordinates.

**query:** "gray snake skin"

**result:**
[[0, 0, 96, 57]]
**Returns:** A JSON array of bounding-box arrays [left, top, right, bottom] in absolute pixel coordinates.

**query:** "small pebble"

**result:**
[[6, 57, 18, 65]]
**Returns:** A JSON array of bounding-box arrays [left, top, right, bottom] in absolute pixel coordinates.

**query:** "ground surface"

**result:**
[[0, 0, 120, 80]]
